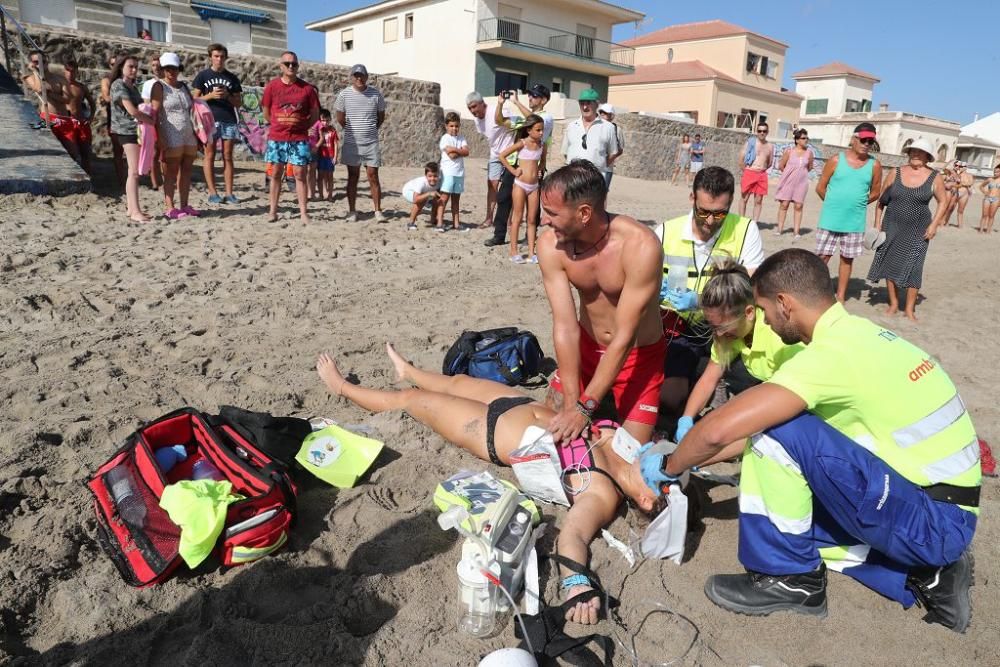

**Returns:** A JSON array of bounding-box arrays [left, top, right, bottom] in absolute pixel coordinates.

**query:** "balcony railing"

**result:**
[[477, 17, 634, 69]]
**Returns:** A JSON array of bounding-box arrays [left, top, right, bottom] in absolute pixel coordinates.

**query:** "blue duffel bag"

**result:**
[[442, 327, 545, 386]]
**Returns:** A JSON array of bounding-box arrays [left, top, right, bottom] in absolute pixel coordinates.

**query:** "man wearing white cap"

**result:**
[[597, 103, 624, 189], [335, 64, 388, 222]]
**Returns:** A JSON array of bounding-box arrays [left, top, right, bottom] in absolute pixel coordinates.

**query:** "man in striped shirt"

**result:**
[[335, 64, 387, 222]]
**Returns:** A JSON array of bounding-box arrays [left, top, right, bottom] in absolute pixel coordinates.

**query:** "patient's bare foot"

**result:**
[[316, 353, 346, 395], [385, 343, 410, 383], [564, 585, 601, 625]]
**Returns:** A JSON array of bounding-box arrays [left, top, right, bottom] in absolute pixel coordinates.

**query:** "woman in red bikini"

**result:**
[[316, 344, 662, 626]]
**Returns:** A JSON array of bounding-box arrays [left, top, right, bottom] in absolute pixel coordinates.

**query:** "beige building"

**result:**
[[2, 0, 287, 57], [607, 19, 802, 137], [794, 62, 960, 160]]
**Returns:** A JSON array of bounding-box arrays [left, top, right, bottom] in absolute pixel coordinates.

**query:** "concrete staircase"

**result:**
[[0, 64, 91, 195]]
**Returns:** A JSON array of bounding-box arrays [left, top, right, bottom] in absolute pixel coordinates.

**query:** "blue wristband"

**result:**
[[561, 574, 590, 590]]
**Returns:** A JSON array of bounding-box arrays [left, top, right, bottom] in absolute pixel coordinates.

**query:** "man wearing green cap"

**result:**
[[561, 88, 620, 188]]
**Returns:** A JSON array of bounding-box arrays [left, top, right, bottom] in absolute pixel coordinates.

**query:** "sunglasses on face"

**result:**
[[757, 129, 768, 134], [858, 137, 876, 146], [694, 206, 730, 221], [282, 61, 299, 68]]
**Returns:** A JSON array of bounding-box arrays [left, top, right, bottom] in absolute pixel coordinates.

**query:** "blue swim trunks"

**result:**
[[441, 174, 464, 194], [213, 121, 240, 142], [317, 156, 336, 172], [265, 139, 312, 166]]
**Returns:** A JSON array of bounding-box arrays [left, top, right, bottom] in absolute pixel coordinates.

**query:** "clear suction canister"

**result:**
[[456, 558, 499, 637], [665, 261, 689, 293]]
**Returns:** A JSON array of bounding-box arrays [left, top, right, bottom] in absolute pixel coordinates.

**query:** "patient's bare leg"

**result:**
[[386, 343, 526, 405], [317, 352, 494, 458]]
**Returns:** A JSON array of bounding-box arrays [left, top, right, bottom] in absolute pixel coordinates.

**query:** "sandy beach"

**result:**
[[1, 157, 997, 665]]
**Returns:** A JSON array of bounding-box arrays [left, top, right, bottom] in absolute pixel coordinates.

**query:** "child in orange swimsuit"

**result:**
[[498, 114, 545, 264]]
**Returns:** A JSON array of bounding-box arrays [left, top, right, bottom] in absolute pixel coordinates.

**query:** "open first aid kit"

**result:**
[[86, 407, 298, 587]]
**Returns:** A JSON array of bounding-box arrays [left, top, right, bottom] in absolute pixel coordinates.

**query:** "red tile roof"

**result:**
[[610, 61, 804, 101], [622, 19, 787, 49], [610, 60, 738, 85], [791, 61, 880, 82]]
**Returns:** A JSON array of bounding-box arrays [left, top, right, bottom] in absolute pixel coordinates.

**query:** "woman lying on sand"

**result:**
[[316, 344, 661, 625]]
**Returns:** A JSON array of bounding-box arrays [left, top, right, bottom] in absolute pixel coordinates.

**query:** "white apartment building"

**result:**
[[306, 0, 643, 114], [794, 62, 960, 160]]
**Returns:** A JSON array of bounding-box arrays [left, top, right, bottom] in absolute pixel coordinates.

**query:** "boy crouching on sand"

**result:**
[[438, 111, 470, 232], [402, 162, 443, 231]]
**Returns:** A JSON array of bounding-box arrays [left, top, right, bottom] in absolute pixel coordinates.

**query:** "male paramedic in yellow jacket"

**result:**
[[642, 248, 980, 633]]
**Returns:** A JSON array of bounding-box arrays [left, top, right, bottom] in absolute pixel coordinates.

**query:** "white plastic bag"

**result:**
[[509, 426, 570, 506], [641, 484, 688, 564]]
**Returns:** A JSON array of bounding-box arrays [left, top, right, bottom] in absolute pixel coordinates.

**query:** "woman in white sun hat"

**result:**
[[866, 138, 949, 321], [151, 52, 199, 219]]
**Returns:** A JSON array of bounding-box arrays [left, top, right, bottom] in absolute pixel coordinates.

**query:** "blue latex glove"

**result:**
[[675, 416, 694, 443], [664, 288, 698, 312], [638, 442, 679, 494], [658, 279, 672, 302]]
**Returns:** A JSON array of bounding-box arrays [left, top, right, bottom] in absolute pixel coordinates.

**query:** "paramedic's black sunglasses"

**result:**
[[694, 206, 730, 221]]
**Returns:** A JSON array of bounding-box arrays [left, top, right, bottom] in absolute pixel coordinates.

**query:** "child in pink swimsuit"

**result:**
[[498, 114, 545, 264]]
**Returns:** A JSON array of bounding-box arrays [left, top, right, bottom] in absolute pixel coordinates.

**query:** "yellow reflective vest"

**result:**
[[660, 213, 753, 324]]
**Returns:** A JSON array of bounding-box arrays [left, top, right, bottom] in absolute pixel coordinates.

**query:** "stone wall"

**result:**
[[462, 111, 904, 183], [547, 114, 906, 180], [22, 26, 444, 166]]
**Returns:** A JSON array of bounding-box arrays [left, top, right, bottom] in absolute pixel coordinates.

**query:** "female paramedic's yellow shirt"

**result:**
[[710, 308, 804, 381]]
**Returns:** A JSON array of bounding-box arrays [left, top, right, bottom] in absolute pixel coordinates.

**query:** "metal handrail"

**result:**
[[477, 17, 634, 69], [0, 5, 49, 127]]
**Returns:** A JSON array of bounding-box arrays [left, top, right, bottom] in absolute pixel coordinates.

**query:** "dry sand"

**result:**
[[1, 158, 997, 666]]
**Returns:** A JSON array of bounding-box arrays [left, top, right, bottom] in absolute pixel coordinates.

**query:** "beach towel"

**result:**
[[137, 103, 157, 176], [191, 99, 215, 145]]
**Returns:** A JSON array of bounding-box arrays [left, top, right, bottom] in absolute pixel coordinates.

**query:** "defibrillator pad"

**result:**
[[509, 426, 571, 507]]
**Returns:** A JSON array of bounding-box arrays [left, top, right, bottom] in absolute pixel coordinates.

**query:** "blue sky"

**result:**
[[288, 0, 999, 125]]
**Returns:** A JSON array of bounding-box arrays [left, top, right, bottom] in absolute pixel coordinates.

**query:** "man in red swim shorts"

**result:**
[[739, 121, 774, 222], [539, 160, 666, 446]]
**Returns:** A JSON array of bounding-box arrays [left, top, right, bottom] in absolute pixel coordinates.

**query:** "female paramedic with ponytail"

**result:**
[[315, 344, 665, 626], [674, 258, 803, 443]]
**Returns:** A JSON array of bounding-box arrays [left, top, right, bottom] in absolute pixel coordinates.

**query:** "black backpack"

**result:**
[[442, 327, 544, 386]]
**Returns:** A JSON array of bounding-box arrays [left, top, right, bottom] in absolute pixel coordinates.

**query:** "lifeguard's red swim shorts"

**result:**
[[550, 326, 666, 426]]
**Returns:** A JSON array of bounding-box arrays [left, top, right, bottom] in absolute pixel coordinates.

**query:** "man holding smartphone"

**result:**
[[193, 43, 243, 204]]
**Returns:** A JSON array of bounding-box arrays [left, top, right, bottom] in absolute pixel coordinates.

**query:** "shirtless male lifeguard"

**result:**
[[21, 50, 84, 168], [539, 159, 666, 446]]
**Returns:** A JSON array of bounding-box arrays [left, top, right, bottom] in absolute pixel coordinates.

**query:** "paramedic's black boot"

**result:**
[[704, 563, 827, 618], [907, 550, 974, 633]]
